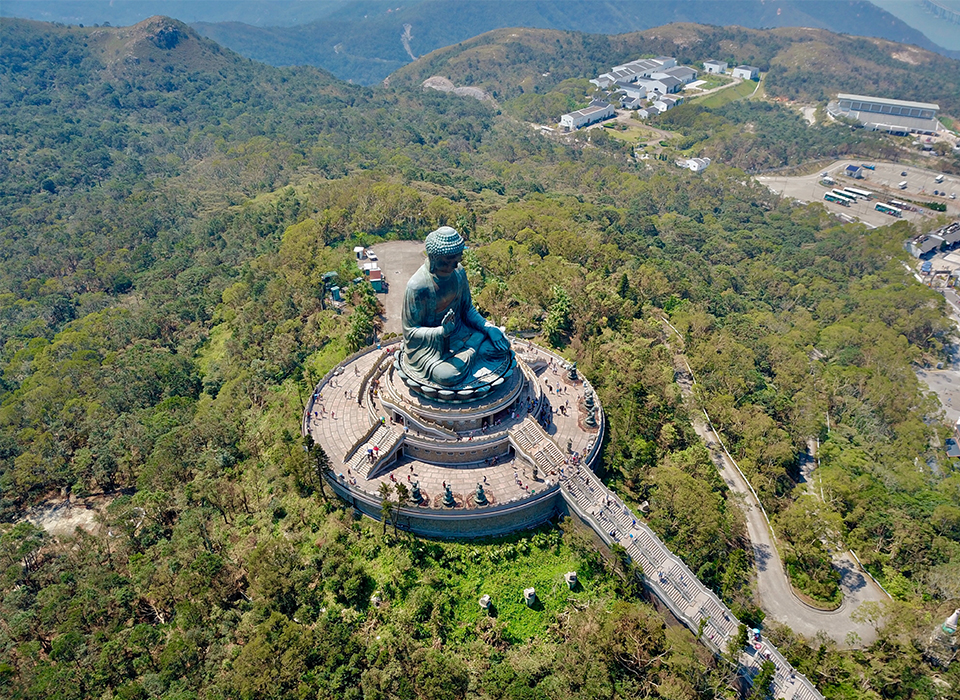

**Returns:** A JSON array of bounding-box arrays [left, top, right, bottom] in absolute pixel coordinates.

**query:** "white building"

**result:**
[[591, 56, 679, 88], [703, 60, 727, 74], [559, 100, 615, 130], [828, 93, 941, 135], [684, 157, 711, 172], [653, 95, 682, 113], [637, 75, 682, 95], [615, 81, 647, 100], [732, 65, 760, 80]]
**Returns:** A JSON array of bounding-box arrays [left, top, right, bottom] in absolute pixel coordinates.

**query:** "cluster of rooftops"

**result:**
[[591, 56, 692, 94], [907, 221, 960, 258], [557, 56, 761, 128]]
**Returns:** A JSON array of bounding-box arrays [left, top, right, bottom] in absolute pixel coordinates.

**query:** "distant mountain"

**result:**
[[186, 0, 960, 85], [0, 0, 351, 27], [386, 23, 960, 115]]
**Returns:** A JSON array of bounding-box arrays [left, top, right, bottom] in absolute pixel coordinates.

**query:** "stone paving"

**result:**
[[306, 341, 601, 509]]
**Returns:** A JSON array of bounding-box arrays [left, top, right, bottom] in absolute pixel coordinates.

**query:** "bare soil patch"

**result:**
[[23, 493, 118, 537]]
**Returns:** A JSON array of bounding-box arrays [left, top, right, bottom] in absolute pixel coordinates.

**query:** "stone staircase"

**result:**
[[344, 424, 401, 480], [509, 418, 566, 473]]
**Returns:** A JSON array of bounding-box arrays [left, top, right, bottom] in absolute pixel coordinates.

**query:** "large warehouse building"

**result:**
[[828, 93, 941, 135]]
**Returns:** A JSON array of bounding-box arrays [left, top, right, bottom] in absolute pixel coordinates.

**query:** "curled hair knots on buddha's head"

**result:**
[[425, 226, 465, 273]]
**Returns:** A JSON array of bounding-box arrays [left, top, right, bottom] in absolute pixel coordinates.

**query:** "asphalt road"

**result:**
[[683, 393, 885, 645], [662, 321, 889, 647]]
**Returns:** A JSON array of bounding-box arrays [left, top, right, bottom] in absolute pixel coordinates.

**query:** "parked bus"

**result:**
[[889, 199, 916, 212], [861, 163, 876, 170], [830, 190, 857, 204], [824, 193, 851, 206], [875, 202, 902, 217], [843, 187, 873, 200], [898, 181, 908, 189]]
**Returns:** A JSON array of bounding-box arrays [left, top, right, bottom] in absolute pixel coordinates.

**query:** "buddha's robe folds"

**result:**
[[401, 263, 508, 387]]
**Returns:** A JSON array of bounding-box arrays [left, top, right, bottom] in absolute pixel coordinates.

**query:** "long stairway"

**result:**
[[559, 466, 824, 700]]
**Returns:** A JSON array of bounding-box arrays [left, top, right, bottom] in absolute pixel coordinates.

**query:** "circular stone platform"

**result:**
[[303, 338, 603, 537]]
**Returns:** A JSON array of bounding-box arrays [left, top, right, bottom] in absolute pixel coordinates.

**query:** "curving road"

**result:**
[[668, 329, 888, 647]]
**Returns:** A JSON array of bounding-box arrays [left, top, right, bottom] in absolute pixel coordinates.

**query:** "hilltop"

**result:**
[[1, 17, 959, 700], [387, 23, 960, 115]]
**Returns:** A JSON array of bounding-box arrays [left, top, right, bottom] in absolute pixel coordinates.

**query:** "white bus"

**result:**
[[830, 190, 856, 204], [843, 187, 873, 200]]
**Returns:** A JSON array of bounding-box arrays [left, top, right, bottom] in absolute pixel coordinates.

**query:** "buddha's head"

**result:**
[[425, 226, 465, 276]]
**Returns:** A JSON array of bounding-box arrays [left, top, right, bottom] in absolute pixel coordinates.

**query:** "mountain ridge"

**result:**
[[186, 0, 960, 85]]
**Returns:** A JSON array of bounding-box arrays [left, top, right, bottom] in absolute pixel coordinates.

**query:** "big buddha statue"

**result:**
[[399, 227, 512, 391]]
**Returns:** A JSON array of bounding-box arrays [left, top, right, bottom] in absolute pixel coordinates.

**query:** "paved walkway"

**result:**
[[561, 463, 824, 699]]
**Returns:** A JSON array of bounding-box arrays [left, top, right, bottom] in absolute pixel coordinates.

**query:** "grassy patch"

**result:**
[[601, 121, 658, 144], [361, 523, 616, 644], [688, 73, 733, 91], [694, 79, 758, 109]]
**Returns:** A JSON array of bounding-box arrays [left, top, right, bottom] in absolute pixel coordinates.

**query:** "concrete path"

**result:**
[[369, 240, 425, 336], [666, 323, 887, 647]]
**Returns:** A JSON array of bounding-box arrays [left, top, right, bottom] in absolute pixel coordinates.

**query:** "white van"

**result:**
[[935, 174, 945, 183], [898, 181, 908, 190]]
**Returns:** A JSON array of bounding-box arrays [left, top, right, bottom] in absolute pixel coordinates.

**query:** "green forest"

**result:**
[[1, 15, 959, 700]]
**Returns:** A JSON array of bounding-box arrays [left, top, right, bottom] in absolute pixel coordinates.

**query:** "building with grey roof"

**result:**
[[663, 65, 697, 84], [732, 65, 760, 80], [592, 56, 686, 89], [828, 93, 941, 135], [703, 60, 727, 74], [615, 81, 647, 100], [638, 75, 682, 94], [559, 100, 615, 130]]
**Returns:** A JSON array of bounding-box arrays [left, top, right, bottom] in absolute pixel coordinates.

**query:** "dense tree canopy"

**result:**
[[1, 17, 959, 700]]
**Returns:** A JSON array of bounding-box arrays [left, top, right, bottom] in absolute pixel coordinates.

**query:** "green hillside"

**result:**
[[1, 16, 959, 700], [189, 0, 959, 85], [388, 23, 960, 115]]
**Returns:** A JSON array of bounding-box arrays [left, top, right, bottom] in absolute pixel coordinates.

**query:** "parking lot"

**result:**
[[757, 159, 960, 228]]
